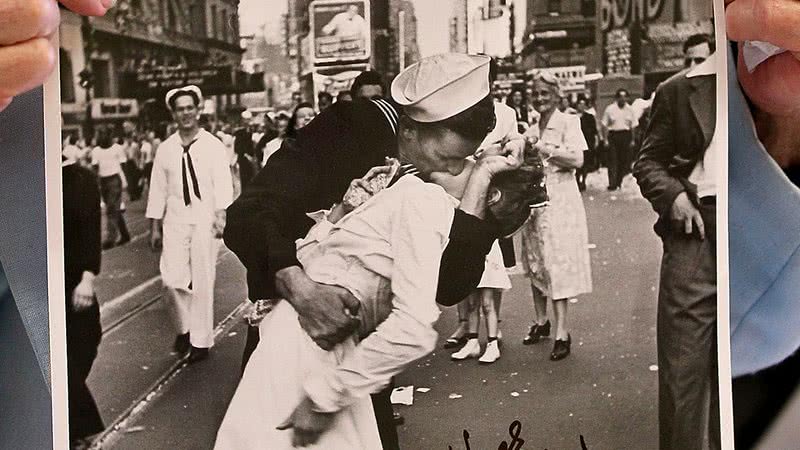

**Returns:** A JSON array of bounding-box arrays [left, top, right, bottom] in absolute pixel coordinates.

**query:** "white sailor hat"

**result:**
[[391, 53, 491, 123], [165, 85, 204, 111]]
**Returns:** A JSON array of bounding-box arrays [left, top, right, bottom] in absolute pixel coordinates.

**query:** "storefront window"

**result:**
[[222, 9, 228, 42], [211, 5, 218, 39], [59, 48, 76, 104], [91, 59, 111, 98]]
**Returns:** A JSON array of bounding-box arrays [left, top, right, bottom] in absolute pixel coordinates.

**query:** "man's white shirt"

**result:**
[[146, 129, 233, 225]]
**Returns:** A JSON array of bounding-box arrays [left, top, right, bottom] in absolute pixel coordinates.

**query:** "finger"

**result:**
[[338, 291, 361, 314], [294, 429, 312, 448], [305, 429, 323, 445], [0, 97, 12, 113], [364, 165, 391, 179], [276, 418, 294, 430], [353, 179, 373, 194], [0, 34, 57, 99], [684, 217, 693, 235], [0, 0, 59, 45], [58, 0, 110, 16], [479, 144, 505, 157], [694, 214, 706, 241], [726, 0, 800, 49]]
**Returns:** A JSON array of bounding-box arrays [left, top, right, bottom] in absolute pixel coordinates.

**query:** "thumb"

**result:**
[[276, 417, 294, 431], [339, 293, 360, 314], [58, 0, 111, 16]]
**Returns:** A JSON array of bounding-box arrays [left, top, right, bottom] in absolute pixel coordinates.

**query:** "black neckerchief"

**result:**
[[181, 139, 201, 205]]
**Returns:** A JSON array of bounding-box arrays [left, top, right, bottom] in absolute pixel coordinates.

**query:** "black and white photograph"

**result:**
[[56, 0, 723, 449]]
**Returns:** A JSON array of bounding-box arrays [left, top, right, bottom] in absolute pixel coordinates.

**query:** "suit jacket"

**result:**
[[633, 56, 716, 236], [224, 98, 497, 306]]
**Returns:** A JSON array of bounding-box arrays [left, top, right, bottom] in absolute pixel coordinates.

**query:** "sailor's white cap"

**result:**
[[165, 85, 204, 111], [391, 53, 491, 123]]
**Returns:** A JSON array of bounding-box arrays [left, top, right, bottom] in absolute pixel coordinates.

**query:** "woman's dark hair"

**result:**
[[505, 88, 529, 123], [489, 147, 549, 237], [286, 102, 315, 138], [95, 127, 113, 149], [405, 95, 496, 143], [506, 88, 525, 106]]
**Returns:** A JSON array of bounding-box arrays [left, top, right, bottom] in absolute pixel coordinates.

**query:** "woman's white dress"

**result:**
[[520, 109, 593, 299], [215, 175, 457, 449]]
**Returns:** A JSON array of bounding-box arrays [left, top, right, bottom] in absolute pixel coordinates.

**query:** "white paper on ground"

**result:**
[[390, 385, 414, 405], [743, 41, 787, 72]]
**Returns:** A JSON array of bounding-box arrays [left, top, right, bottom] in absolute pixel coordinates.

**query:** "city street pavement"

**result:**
[[89, 171, 663, 449]]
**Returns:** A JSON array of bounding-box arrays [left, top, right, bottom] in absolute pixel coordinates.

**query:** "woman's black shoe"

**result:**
[[550, 334, 571, 361], [522, 320, 551, 345], [173, 332, 190, 354], [444, 335, 469, 349]]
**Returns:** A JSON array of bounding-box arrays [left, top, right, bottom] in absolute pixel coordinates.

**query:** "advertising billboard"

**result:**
[[310, 0, 371, 65]]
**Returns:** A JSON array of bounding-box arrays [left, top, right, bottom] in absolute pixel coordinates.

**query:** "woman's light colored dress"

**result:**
[[520, 109, 593, 299], [215, 175, 456, 449], [478, 240, 512, 290]]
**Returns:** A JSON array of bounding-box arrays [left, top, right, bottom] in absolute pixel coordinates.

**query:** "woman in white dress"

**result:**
[[519, 71, 593, 361], [215, 54, 525, 449]]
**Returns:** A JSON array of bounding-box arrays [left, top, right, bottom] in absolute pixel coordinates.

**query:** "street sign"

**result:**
[[530, 66, 589, 93], [121, 66, 234, 97], [309, 0, 372, 65], [90, 98, 139, 120]]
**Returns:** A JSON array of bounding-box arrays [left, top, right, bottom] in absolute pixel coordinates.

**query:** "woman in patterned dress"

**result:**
[[519, 71, 592, 361]]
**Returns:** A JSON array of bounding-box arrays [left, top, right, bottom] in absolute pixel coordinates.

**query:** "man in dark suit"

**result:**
[[633, 34, 719, 450]]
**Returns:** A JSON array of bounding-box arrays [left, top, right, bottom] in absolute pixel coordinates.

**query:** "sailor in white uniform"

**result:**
[[146, 85, 233, 362]]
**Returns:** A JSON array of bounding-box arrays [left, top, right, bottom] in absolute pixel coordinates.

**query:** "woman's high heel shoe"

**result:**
[[444, 321, 469, 349], [550, 334, 571, 361], [522, 320, 551, 345]]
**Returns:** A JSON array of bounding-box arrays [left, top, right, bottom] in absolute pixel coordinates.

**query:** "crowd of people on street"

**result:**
[[61, 31, 719, 450]]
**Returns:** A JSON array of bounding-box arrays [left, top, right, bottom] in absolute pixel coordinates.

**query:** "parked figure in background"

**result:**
[[288, 102, 317, 137], [63, 141, 104, 450], [351, 71, 386, 100], [146, 85, 233, 363], [520, 71, 592, 361], [259, 111, 290, 168], [558, 96, 576, 114], [506, 87, 531, 132], [336, 90, 354, 103], [575, 97, 599, 192], [318, 92, 334, 112], [138, 130, 157, 197], [634, 43, 718, 450], [120, 132, 142, 201], [449, 239, 511, 364], [601, 89, 636, 191], [91, 126, 131, 250]]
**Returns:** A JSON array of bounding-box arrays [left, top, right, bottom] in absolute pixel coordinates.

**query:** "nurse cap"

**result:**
[[165, 85, 204, 111], [391, 53, 491, 123]]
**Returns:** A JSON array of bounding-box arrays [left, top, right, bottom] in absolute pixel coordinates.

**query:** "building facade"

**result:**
[[59, 0, 246, 135], [520, 0, 598, 71], [285, 0, 419, 104], [595, 0, 713, 107]]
